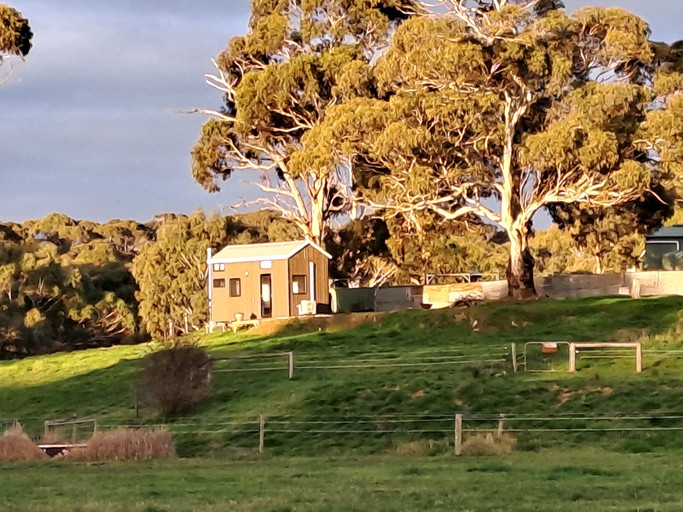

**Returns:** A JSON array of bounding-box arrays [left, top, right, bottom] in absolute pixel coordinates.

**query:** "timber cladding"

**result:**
[[287, 245, 330, 317], [208, 240, 331, 323]]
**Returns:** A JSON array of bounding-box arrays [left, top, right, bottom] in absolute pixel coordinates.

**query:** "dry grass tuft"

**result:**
[[460, 433, 517, 456], [394, 438, 450, 456], [0, 422, 47, 462], [67, 428, 175, 461]]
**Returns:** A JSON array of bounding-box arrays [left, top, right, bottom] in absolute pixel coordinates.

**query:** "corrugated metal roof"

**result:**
[[646, 226, 683, 239], [209, 240, 332, 263]]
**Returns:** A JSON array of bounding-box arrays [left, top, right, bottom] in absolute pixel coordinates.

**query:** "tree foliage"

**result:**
[[0, 3, 31, 60], [192, 0, 419, 243], [132, 212, 229, 340], [0, 210, 303, 357], [300, 0, 681, 298], [0, 214, 148, 357], [131, 210, 298, 340]]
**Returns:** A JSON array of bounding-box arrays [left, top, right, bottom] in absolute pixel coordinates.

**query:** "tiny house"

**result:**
[[207, 240, 332, 323]]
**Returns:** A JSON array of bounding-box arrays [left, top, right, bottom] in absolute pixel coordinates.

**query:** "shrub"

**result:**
[[137, 343, 213, 416], [460, 433, 517, 456], [67, 428, 175, 461], [0, 423, 47, 462]]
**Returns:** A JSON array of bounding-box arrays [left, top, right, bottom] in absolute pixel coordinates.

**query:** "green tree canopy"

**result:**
[[302, 0, 683, 297], [191, 0, 419, 243], [0, 3, 31, 68]]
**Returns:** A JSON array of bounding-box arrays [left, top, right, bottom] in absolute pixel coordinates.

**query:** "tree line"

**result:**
[[0, 211, 293, 357], [0, 209, 653, 358]]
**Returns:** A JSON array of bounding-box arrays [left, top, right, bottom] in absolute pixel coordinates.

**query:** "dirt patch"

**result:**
[[556, 388, 575, 405], [250, 312, 385, 337], [613, 328, 650, 342], [554, 385, 613, 406], [585, 386, 613, 396], [411, 389, 426, 399]]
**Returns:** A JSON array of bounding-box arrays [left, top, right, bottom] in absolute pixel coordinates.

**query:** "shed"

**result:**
[[645, 225, 683, 270], [207, 240, 332, 322]]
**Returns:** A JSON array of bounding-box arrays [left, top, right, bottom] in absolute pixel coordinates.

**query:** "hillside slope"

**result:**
[[2, 296, 683, 456]]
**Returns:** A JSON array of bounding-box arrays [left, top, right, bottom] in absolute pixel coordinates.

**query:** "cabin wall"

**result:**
[[288, 246, 330, 316]]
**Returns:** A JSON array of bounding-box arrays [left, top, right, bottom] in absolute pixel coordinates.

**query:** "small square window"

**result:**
[[213, 263, 225, 271], [213, 278, 226, 288], [260, 260, 272, 269], [229, 278, 241, 297], [292, 275, 307, 294]]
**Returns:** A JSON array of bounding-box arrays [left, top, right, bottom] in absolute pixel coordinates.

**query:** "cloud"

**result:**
[[1, 0, 253, 223], [1, 0, 682, 225]]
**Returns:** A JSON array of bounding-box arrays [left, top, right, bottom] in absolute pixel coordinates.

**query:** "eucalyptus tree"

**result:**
[[132, 212, 229, 339], [304, 0, 683, 297], [191, 0, 419, 244], [0, 2, 31, 80]]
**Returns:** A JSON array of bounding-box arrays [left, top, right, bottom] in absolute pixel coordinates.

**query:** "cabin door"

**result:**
[[260, 274, 272, 318]]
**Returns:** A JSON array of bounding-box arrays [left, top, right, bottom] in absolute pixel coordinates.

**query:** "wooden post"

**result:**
[[454, 413, 463, 456], [636, 343, 643, 373], [287, 351, 294, 380], [258, 415, 265, 455], [511, 343, 518, 373], [497, 414, 505, 437], [72, 422, 77, 443], [569, 343, 576, 372], [44, 420, 50, 441]]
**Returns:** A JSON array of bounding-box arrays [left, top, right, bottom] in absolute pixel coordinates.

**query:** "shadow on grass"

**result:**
[[2, 296, 683, 456]]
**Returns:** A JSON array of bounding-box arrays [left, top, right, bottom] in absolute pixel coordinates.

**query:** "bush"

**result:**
[[67, 428, 175, 461], [0, 422, 47, 462], [460, 433, 517, 456], [137, 343, 213, 416]]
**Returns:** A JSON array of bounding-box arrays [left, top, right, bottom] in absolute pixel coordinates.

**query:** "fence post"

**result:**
[[454, 413, 463, 456], [287, 351, 294, 380], [511, 343, 517, 373], [497, 414, 505, 437], [44, 420, 50, 441], [258, 415, 265, 455], [636, 343, 643, 373], [569, 343, 576, 372]]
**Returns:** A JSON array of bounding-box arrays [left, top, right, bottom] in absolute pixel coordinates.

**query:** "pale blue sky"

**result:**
[[1, 1, 681, 224]]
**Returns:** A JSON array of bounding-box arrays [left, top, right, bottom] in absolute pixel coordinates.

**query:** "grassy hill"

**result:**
[[3, 295, 683, 457]]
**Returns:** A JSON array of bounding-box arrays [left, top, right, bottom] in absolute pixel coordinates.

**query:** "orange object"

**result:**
[[541, 342, 558, 355]]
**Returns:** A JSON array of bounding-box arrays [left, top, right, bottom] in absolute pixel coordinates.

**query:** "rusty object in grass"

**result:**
[[541, 342, 558, 355]]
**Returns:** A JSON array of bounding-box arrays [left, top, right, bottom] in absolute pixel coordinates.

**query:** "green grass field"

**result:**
[[4, 296, 683, 510], [3, 449, 683, 511], [3, 296, 683, 455]]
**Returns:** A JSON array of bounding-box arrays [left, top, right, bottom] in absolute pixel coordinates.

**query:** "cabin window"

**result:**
[[292, 275, 307, 294], [213, 263, 225, 271], [213, 278, 226, 288], [260, 260, 272, 269], [229, 278, 241, 297]]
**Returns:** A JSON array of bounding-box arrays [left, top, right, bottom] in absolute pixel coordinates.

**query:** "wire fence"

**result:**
[[6, 410, 683, 454], [211, 346, 511, 378], [82, 412, 683, 456], [210, 343, 683, 377], [6, 341, 683, 452]]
